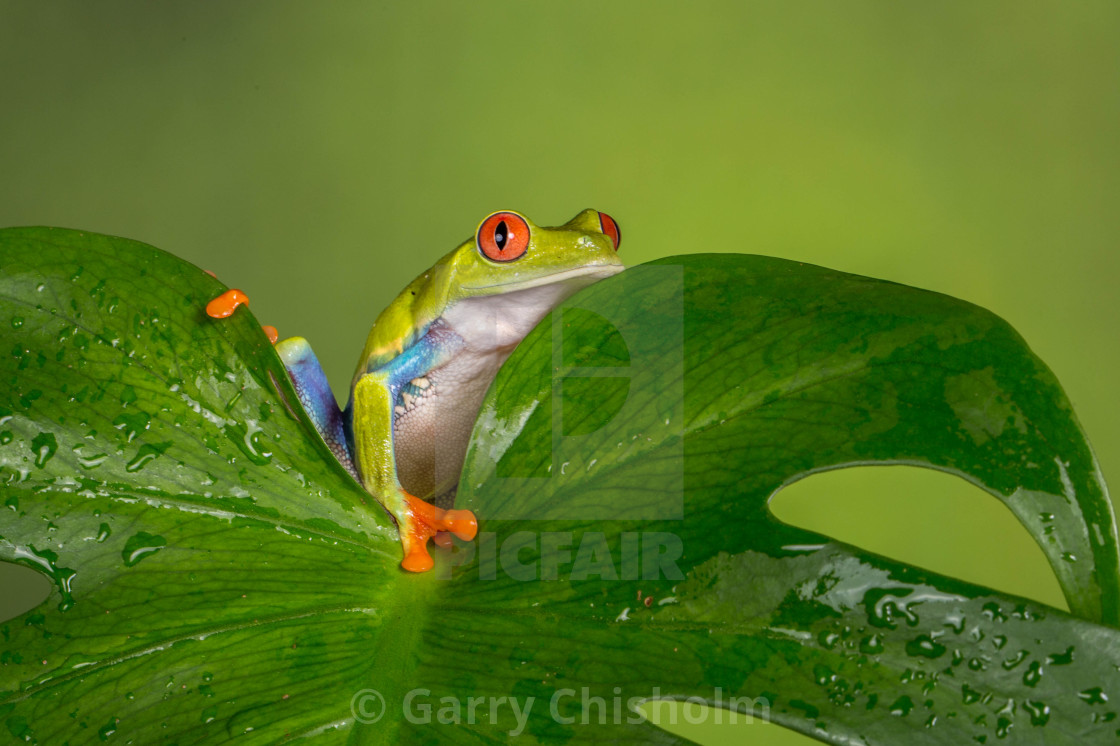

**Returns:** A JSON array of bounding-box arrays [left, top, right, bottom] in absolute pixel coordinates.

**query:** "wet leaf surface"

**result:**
[[1, 230, 1117, 744]]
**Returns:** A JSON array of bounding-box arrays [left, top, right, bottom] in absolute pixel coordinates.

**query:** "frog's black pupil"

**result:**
[[494, 221, 508, 251]]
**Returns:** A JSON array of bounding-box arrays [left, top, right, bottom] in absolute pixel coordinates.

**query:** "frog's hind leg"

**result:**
[[275, 337, 358, 480], [351, 372, 477, 572]]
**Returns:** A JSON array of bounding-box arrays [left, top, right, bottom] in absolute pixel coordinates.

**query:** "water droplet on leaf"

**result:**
[[122, 532, 167, 567], [125, 442, 171, 472], [30, 432, 58, 468]]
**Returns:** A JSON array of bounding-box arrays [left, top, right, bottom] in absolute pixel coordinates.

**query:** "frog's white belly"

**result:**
[[392, 335, 508, 503], [392, 277, 614, 504]]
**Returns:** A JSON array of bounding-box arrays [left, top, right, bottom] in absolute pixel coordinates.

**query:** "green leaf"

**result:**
[[450, 256, 1120, 743], [1, 230, 1118, 745], [0, 227, 404, 743]]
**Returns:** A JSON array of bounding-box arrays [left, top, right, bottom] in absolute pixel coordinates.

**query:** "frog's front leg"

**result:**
[[205, 289, 358, 477], [274, 337, 358, 480], [351, 371, 477, 572]]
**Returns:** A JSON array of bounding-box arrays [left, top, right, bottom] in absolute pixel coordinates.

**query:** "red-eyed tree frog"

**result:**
[[207, 210, 624, 572]]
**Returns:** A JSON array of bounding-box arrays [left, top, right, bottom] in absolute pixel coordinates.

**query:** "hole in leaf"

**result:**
[[769, 465, 1067, 611], [0, 561, 52, 622]]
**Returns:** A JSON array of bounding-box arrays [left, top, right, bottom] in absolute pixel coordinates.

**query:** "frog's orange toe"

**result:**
[[206, 289, 250, 318], [401, 545, 435, 573], [432, 532, 454, 549], [262, 325, 279, 344], [401, 495, 478, 572], [442, 509, 478, 541]]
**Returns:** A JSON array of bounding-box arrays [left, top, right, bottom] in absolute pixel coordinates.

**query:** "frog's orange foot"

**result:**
[[207, 290, 281, 345], [401, 494, 478, 573], [206, 289, 250, 318]]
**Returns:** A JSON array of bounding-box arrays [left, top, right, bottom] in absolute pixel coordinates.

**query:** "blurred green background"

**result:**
[[2, 2, 1117, 743]]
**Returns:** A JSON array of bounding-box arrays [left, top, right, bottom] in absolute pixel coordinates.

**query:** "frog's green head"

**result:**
[[354, 210, 625, 374], [446, 208, 624, 300], [427, 208, 625, 353]]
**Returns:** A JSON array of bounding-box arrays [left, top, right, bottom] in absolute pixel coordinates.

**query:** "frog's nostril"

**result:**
[[597, 212, 621, 251]]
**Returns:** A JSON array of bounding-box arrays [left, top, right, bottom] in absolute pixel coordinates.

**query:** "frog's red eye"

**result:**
[[477, 212, 530, 262], [598, 212, 621, 251]]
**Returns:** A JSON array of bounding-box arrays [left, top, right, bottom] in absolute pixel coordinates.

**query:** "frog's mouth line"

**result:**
[[462, 263, 624, 294]]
